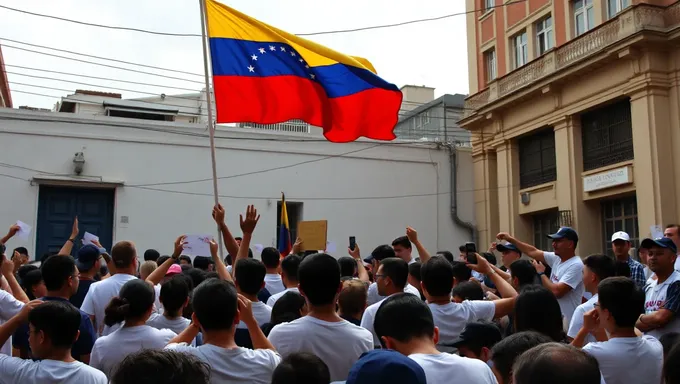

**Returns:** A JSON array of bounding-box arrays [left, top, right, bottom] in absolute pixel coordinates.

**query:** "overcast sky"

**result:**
[[0, 0, 469, 109]]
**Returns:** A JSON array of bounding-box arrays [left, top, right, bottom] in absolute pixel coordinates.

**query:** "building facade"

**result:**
[[461, 0, 680, 256]]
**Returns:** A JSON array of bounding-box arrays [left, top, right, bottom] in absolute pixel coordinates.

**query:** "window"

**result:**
[[422, 111, 430, 125], [513, 32, 528, 68], [574, 0, 594, 36], [533, 210, 560, 252], [602, 196, 639, 257], [485, 0, 495, 11], [581, 99, 634, 171], [608, 0, 630, 19], [519, 128, 557, 189], [536, 17, 554, 56], [277, 201, 303, 247], [485, 49, 497, 82]]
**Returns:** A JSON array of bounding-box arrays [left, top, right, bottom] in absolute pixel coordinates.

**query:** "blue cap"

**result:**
[[641, 237, 677, 253], [547, 227, 579, 243], [346, 350, 427, 384], [496, 242, 520, 254], [76, 244, 102, 271]]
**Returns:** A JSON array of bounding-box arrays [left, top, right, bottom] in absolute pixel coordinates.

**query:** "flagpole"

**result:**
[[199, 0, 224, 260]]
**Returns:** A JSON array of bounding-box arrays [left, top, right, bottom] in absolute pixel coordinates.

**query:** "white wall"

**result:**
[[0, 108, 474, 260]]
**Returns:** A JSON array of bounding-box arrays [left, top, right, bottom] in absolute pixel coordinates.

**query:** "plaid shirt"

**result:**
[[627, 257, 647, 289]]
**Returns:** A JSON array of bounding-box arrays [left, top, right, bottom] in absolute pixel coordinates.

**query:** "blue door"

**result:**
[[36, 186, 114, 260]]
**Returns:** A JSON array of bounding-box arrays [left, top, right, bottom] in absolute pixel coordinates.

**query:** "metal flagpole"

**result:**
[[199, 0, 224, 259]]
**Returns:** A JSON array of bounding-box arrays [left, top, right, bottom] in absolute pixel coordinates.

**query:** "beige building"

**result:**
[[460, 0, 680, 256]]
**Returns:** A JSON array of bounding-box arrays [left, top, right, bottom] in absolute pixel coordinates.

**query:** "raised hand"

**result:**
[[348, 243, 361, 260], [239, 205, 260, 235], [70, 216, 79, 239], [173, 235, 188, 258], [406, 227, 418, 243], [212, 204, 226, 225]]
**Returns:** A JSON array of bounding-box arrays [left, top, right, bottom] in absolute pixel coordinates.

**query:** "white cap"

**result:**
[[611, 231, 630, 242]]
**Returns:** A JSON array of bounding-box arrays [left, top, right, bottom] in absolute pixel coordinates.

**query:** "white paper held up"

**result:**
[[326, 241, 337, 253], [15, 221, 32, 242], [254, 244, 264, 253], [83, 232, 99, 246], [183, 235, 214, 258], [650, 225, 664, 240]]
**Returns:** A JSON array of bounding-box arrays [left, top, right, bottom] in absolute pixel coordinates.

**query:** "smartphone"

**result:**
[[464, 242, 478, 264], [349, 236, 356, 251]]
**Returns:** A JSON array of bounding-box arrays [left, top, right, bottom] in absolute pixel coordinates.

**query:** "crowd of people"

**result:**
[[0, 204, 679, 383]]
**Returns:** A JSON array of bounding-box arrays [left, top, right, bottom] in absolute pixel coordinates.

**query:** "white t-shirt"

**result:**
[[568, 293, 598, 343], [268, 316, 373, 381], [367, 282, 420, 306], [360, 297, 389, 347], [81, 273, 138, 336], [409, 353, 497, 384], [644, 270, 680, 339], [153, 284, 163, 314], [266, 287, 299, 307], [543, 252, 584, 326], [90, 325, 176, 377], [428, 300, 495, 346], [583, 336, 663, 384], [0, 289, 24, 355], [264, 274, 285, 296], [0, 356, 107, 384], [166, 343, 280, 384], [674, 256, 680, 271], [237, 301, 272, 329], [147, 313, 196, 346]]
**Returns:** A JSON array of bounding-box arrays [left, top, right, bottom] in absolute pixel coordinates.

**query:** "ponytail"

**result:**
[[104, 296, 131, 326]]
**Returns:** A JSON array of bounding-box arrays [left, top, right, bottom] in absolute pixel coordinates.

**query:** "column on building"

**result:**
[[496, 140, 531, 242], [473, 149, 499, 247]]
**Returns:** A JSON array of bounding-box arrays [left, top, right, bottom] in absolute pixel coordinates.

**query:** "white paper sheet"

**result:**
[[254, 244, 264, 253], [15, 221, 31, 242], [83, 232, 99, 246], [650, 225, 664, 240], [326, 241, 337, 253], [183, 235, 213, 258]]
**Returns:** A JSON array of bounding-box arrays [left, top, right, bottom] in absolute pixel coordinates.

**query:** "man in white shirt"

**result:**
[[567, 254, 616, 343], [392, 236, 416, 265], [261, 247, 285, 296], [268, 253, 373, 382], [663, 224, 680, 271], [360, 257, 409, 347], [498, 227, 585, 328], [573, 277, 663, 384], [233, 258, 272, 329], [373, 293, 497, 384], [0, 300, 107, 384], [267, 255, 302, 307], [363, 245, 420, 306]]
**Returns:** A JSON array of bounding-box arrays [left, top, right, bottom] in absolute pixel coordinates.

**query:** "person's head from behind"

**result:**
[[261, 247, 281, 272], [490, 331, 552, 384], [111, 241, 138, 273], [615, 261, 631, 278], [512, 342, 601, 384], [391, 236, 412, 262], [183, 267, 207, 289], [436, 251, 454, 264], [659, 332, 680, 359], [407, 261, 422, 295], [338, 256, 357, 278], [375, 257, 408, 296], [450, 261, 472, 286], [271, 352, 330, 384], [28, 301, 82, 359], [369, 245, 395, 272], [346, 349, 427, 384], [451, 280, 484, 303], [514, 285, 565, 342], [12, 246, 29, 265], [193, 256, 213, 272], [144, 249, 160, 262], [270, 291, 307, 326], [19, 268, 46, 300], [41, 255, 79, 296], [139, 260, 158, 281], [160, 275, 191, 317], [450, 321, 502, 362], [420, 256, 454, 301], [178, 255, 191, 266], [104, 279, 155, 326], [582, 254, 616, 293], [338, 279, 367, 319], [509, 259, 538, 290], [234, 258, 266, 296], [374, 293, 436, 352], [280, 254, 301, 286], [665, 341, 680, 383], [156, 255, 172, 267], [192, 279, 238, 332], [298, 253, 341, 308], [111, 349, 211, 384], [596, 276, 644, 333]]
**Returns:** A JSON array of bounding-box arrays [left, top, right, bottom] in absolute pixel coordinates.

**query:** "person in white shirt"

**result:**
[[90, 279, 176, 377], [498, 227, 585, 328], [567, 254, 616, 343], [0, 254, 29, 356], [360, 257, 409, 347], [233, 258, 272, 328], [268, 253, 373, 382], [663, 224, 680, 271], [147, 275, 196, 344], [392, 236, 416, 265], [373, 293, 497, 384], [0, 300, 107, 384], [267, 255, 302, 307], [572, 277, 663, 384], [111, 349, 211, 384], [166, 278, 281, 384], [261, 247, 286, 296], [363, 245, 420, 306], [636, 237, 680, 338]]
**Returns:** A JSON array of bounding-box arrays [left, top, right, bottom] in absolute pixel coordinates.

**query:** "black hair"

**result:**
[[104, 279, 156, 326], [615, 261, 631, 278], [451, 280, 484, 301], [450, 260, 472, 283], [183, 268, 207, 289], [17, 264, 39, 281], [40, 255, 77, 292], [261, 247, 281, 269], [659, 332, 680, 357], [666, 341, 680, 384], [270, 291, 306, 325], [513, 343, 601, 384], [370, 245, 395, 262], [408, 261, 422, 281], [458, 245, 467, 253], [597, 276, 644, 328], [338, 257, 357, 278], [583, 254, 616, 282], [193, 256, 212, 271], [420, 256, 454, 296], [490, 331, 552, 384], [437, 251, 455, 263], [510, 259, 539, 287], [156, 255, 172, 266], [13, 247, 28, 256], [205, 271, 219, 280], [178, 255, 192, 265], [298, 253, 341, 306], [514, 285, 565, 342], [271, 352, 330, 384], [391, 236, 412, 250], [20, 269, 43, 300], [160, 275, 191, 314], [481, 252, 497, 266], [281, 254, 302, 283], [193, 279, 238, 331], [111, 349, 211, 384], [458, 321, 502, 355], [29, 301, 82, 349], [234, 258, 266, 295], [378, 257, 408, 290], [144, 249, 160, 262], [374, 293, 434, 348]]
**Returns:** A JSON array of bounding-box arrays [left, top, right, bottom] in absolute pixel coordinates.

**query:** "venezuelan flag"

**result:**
[[277, 193, 292, 257], [206, 0, 403, 143]]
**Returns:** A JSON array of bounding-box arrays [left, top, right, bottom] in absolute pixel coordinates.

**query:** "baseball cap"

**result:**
[[547, 227, 579, 243], [363, 245, 395, 264], [611, 231, 630, 242], [445, 321, 503, 349], [495, 242, 520, 253], [76, 244, 102, 271], [640, 237, 678, 253], [166, 264, 182, 276], [346, 350, 427, 384]]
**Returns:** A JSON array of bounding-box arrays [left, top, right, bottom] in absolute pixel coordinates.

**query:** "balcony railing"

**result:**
[[463, 2, 680, 118]]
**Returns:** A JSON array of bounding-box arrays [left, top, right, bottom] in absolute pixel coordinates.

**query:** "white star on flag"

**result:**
[[291, 52, 296, 57], [259, 48, 266, 54], [310, 73, 315, 79], [269, 45, 276, 51], [299, 58, 304, 63], [280, 46, 286, 52], [247, 65, 255, 73], [251, 54, 258, 61]]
